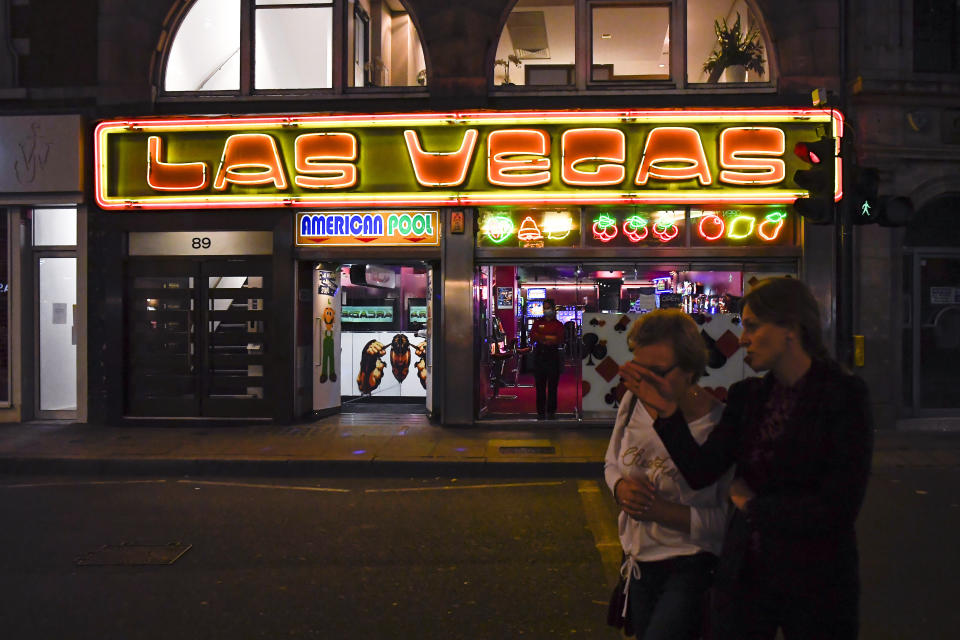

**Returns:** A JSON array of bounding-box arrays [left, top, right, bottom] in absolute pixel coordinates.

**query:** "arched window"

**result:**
[[494, 0, 773, 89], [163, 0, 427, 94]]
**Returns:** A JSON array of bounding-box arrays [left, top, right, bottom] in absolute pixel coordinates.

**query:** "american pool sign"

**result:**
[[94, 109, 843, 210], [296, 210, 439, 246]]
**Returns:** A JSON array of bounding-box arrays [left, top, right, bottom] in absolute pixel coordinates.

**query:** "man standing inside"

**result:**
[[530, 298, 565, 419]]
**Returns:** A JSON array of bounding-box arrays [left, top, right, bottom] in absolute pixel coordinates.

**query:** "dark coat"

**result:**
[[653, 358, 873, 598]]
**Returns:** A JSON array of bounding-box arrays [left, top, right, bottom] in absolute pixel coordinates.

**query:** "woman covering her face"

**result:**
[[620, 277, 873, 640], [605, 308, 730, 639]]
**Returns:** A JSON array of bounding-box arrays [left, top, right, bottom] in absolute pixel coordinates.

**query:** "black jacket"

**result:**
[[653, 358, 873, 594]]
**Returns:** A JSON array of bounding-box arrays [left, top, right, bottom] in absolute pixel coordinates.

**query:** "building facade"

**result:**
[[0, 0, 938, 430]]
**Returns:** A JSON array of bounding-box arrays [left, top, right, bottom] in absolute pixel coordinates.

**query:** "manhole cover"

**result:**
[[75, 543, 191, 566], [499, 446, 556, 455]]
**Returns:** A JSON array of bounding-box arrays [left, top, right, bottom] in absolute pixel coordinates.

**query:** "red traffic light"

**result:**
[[793, 141, 822, 164]]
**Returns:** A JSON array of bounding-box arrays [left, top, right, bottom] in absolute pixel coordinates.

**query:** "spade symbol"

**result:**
[[701, 330, 727, 369], [582, 333, 599, 365], [592, 341, 608, 361]]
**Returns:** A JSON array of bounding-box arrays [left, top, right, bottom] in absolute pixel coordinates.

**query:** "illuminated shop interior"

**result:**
[[474, 200, 799, 421], [337, 263, 430, 410]]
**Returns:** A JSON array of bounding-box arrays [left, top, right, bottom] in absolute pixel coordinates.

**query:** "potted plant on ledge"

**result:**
[[703, 12, 765, 83], [495, 54, 522, 86]]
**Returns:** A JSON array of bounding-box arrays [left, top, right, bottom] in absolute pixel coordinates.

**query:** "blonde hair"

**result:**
[[626, 309, 708, 383]]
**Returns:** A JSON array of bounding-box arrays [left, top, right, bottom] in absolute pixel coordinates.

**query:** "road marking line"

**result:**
[[364, 481, 565, 493], [1, 479, 168, 489], [175, 480, 351, 493], [577, 479, 623, 588]]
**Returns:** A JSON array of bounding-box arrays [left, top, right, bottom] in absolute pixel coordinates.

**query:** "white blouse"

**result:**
[[604, 391, 733, 562]]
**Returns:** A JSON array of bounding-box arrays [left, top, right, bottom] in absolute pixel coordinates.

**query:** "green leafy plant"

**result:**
[[702, 13, 765, 81], [495, 53, 522, 84]]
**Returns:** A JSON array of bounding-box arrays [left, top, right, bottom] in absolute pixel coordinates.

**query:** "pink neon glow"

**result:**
[[94, 108, 842, 132], [623, 219, 648, 243], [652, 222, 680, 243], [94, 108, 843, 210], [592, 221, 618, 242]]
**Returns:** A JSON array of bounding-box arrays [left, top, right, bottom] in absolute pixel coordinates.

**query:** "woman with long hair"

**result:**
[[620, 277, 872, 639], [605, 308, 730, 639]]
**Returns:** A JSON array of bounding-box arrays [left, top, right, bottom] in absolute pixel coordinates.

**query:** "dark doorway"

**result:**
[[125, 257, 272, 418]]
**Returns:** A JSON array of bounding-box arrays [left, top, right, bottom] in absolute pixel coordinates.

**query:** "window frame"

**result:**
[[911, 0, 960, 75], [157, 0, 427, 100], [586, 1, 675, 87], [494, 0, 774, 94]]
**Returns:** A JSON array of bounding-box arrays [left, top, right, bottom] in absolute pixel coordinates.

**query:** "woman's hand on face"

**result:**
[[616, 476, 657, 517], [619, 361, 679, 418], [729, 477, 756, 512]]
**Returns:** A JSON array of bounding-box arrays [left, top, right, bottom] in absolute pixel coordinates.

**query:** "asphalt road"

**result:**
[[0, 468, 958, 639], [0, 475, 623, 639]]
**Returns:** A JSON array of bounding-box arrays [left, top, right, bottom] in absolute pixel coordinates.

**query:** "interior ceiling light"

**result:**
[[601, 33, 612, 39]]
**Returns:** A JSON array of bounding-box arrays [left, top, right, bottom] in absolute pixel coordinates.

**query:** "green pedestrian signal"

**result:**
[[851, 166, 913, 226]]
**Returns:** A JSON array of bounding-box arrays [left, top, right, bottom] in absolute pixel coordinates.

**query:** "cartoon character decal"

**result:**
[[357, 339, 387, 394], [390, 334, 411, 383], [414, 341, 428, 389], [319, 305, 338, 383]]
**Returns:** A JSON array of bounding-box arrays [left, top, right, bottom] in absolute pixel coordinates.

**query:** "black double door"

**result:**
[[126, 258, 271, 418]]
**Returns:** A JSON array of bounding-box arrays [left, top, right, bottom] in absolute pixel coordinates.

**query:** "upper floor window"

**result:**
[[494, 0, 772, 89], [163, 0, 426, 94], [914, 0, 960, 73]]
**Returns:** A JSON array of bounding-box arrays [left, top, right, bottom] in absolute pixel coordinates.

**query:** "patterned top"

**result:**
[[743, 371, 810, 574]]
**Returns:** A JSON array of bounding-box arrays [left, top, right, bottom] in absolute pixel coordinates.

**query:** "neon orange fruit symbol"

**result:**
[[698, 213, 725, 241]]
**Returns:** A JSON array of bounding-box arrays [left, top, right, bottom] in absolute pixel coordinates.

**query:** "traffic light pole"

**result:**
[[835, 146, 855, 367]]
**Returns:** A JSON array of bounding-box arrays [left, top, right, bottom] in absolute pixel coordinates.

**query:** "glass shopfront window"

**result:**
[[476, 261, 796, 421], [337, 263, 430, 405], [475, 204, 799, 422]]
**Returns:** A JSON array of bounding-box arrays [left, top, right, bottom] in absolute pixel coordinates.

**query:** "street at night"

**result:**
[[1, 467, 958, 639], [3, 0, 960, 638]]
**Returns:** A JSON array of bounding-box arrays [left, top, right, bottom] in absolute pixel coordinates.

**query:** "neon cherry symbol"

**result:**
[[698, 213, 725, 241], [652, 219, 679, 243], [623, 215, 648, 243], [592, 213, 619, 243], [758, 211, 786, 241]]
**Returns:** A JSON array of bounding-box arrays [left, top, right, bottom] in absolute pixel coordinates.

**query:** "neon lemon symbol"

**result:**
[[727, 215, 756, 239]]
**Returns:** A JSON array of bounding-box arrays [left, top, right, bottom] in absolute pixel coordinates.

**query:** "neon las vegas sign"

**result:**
[[94, 109, 843, 210]]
